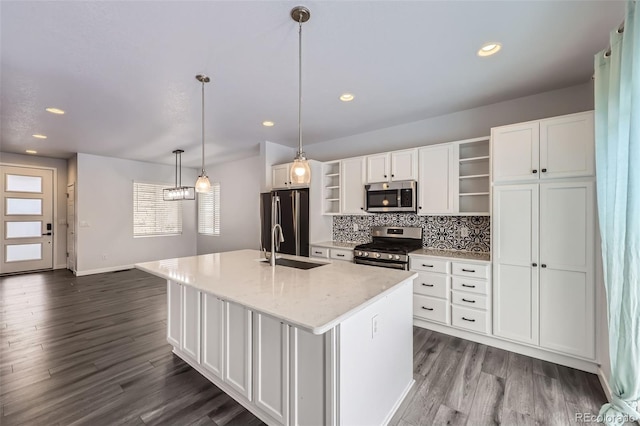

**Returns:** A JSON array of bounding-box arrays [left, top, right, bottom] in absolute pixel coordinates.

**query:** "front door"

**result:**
[[1, 165, 54, 274]]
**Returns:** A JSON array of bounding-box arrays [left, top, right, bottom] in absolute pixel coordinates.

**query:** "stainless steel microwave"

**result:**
[[365, 181, 417, 213]]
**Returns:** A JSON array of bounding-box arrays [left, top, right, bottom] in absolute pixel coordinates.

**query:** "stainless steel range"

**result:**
[[354, 226, 423, 270]]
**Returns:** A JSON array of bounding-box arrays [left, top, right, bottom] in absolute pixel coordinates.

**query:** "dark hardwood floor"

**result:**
[[1, 269, 607, 425]]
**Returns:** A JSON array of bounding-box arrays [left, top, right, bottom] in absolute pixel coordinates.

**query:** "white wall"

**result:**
[[0, 151, 68, 269], [259, 141, 295, 192], [306, 82, 594, 161], [197, 155, 261, 254], [75, 153, 197, 275]]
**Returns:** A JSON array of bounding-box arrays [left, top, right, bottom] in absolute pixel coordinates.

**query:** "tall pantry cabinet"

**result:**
[[491, 111, 596, 360]]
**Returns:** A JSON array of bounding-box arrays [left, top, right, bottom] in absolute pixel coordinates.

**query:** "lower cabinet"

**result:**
[[310, 245, 354, 262], [225, 301, 253, 400], [182, 285, 201, 363], [167, 280, 182, 348], [202, 293, 224, 379]]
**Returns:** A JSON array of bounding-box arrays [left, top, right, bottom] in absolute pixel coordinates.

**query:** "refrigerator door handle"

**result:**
[[293, 191, 300, 256]]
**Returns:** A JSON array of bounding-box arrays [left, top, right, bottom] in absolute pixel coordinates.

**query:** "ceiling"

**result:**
[[0, 1, 624, 167]]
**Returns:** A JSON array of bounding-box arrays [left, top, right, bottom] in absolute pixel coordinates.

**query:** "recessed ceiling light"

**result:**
[[26, 149, 37, 154], [262, 121, 275, 127], [340, 93, 355, 102], [478, 42, 502, 57], [32, 134, 47, 139], [45, 107, 65, 115]]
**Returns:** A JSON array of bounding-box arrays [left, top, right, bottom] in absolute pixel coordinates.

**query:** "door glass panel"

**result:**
[[6, 198, 42, 215], [6, 175, 42, 193], [6, 221, 42, 238], [6, 243, 42, 262]]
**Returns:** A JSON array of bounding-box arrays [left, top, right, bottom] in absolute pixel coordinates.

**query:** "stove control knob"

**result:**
[[374, 253, 381, 259], [357, 251, 362, 256], [363, 252, 369, 257], [388, 254, 393, 259], [394, 255, 400, 260]]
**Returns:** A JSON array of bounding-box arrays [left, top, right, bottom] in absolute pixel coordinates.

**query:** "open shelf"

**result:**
[[459, 174, 490, 180], [459, 192, 490, 196], [459, 155, 490, 163], [325, 173, 340, 177], [457, 138, 490, 215], [323, 161, 342, 215]]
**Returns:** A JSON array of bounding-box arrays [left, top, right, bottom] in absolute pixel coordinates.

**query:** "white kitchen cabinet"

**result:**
[[341, 157, 366, 214], [202, 293, 225, 380], [418, 145, 455, 214], [182, 285, 201, 363], [254, 313, 289, 424], [366, 153, 389, 183], [225, 301, 253, 400], [492, 111, 594, 184], [366, 150, 417, 183], [289, 328, 327, 426], [492, 181, 595, 359], [272, 163, 292, 189], [492, 184, 539, 345], [167, 280, 182, 348], [539, 182, 594, 358]]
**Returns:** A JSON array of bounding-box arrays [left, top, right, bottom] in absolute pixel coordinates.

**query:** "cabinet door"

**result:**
[[366, 153, 389, 183], [272, 164, 291, 189], [225, 301, 252, 400], [341, 157, 366, 214], [418, 145, 454, 214], [182, 285, 201, 363], [492, 185, 539, 344], [202, 294, 225, 379], [391, 149, 418, 181], [539, 182, 594, 358], [290, 327, 327, 426], [540, 112, 594, 180], [254, 313, 289, 424], [492, 122, 540, 183], [167, 280, 182, 348]]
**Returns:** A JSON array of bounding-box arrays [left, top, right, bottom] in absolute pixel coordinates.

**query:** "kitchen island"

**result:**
[[136, 249, 416, 426]]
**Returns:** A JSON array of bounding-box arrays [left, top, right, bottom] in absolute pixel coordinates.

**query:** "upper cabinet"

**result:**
[[272, 163, 292, 189], [418, 145, 455, 214], [341, 157, 367, 214], [366, 149, 418, 183], [492, 111, 594, 184]]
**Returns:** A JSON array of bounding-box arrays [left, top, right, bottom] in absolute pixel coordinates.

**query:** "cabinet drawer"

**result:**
[[413, 295, 449, 324], [413, 272, 449, 299], [452, 262, 489, 279], [310, 247, 329, 258], [451, 276, 489, 295], [451, 305, 490, 334], [410, 257, 449, 274], [452, 291, 488, 310], [330, 249, 354, 262]]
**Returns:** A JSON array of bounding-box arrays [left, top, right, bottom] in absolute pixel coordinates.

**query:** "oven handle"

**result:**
[[354, 258, 407, 270]]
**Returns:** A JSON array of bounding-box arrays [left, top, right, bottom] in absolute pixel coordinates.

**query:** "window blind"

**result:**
[[198, 183, 220, 235], [133, 182, 183, 237]]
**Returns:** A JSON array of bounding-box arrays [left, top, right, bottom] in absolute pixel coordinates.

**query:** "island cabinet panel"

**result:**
[[290, 327, 330, 426], [182, 285, 201, 363], [254, 313, 289, 425], [202, 294, 225, 380], [167, 280, 182, 348], [225, 301, 253, 400]]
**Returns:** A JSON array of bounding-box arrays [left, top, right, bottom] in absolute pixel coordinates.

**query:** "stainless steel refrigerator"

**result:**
[[260, 189, 310, 257]]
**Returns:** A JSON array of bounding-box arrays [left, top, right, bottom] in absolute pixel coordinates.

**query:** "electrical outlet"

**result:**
[[101, 253, 108, 260], [353, 223, 359, 232], [460, 226, 470, 238], [371, 314, 379, 339]]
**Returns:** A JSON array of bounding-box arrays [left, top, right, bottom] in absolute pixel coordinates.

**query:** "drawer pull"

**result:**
[[336, 254, 345, 257], [421, 306, 434, 311], [421, 283, 434, 287], [314, 251, 322, 255], [462, 317, 476, 322], [422, 264, 434, 268], [462, 298, 476, 303], [462, 268, 476, 273], [461, 283, 476, 289]]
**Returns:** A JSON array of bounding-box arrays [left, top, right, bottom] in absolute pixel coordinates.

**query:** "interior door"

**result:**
[[1, 165, 54, 274]]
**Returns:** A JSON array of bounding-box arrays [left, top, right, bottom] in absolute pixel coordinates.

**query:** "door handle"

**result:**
[[42, 232, 52, 236]]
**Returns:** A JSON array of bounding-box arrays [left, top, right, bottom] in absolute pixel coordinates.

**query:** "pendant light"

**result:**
[[163, 149, 196, 201], [289, 6, 312, 185], [195, 74, 212, 193]]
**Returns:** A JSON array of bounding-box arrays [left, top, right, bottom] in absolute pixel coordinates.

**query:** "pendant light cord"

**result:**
[[298, 16, 303, 157], [201, 80, 206, 174], [175, 151, 178, 188]]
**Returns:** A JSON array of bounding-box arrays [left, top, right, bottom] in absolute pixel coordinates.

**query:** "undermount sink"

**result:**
[[261, 257, 327, 270]]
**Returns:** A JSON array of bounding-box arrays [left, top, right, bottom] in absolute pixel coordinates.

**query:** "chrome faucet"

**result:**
[[270, 223, 284, 266]]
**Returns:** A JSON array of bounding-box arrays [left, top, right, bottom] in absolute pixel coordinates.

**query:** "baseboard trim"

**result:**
[[54, 264, 67, 270], [382, 379, 415, 426], [414, 318, 599, 374], [597, 368, 613, 402], [75, 265, 135, 276]]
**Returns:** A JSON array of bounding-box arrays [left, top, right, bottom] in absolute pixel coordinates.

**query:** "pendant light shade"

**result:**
[[289, 6, 312, 185], [195, 74, 212, 193], [163, 149, 196, 201]]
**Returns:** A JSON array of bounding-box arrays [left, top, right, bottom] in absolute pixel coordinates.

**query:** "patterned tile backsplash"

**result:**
[[333, 214, 490, 252]]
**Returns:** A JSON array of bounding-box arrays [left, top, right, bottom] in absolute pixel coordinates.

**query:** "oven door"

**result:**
[[354, 258, 408, 270]]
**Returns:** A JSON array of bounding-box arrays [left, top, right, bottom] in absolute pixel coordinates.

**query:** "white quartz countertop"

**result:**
[[310, 241, 360, 250], [409, 248, 491, 262], [136, 249, 416, 335]]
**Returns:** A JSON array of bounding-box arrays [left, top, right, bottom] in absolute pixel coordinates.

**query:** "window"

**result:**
[[133, 182, 182, 237], [198, 183, 220, 235]]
